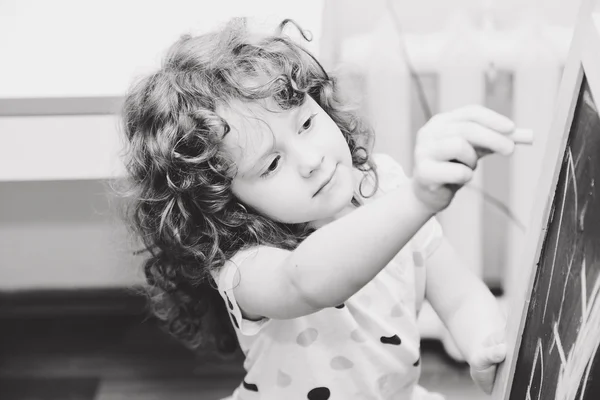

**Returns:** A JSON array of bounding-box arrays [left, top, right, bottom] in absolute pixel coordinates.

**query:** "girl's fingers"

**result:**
[[443, 122, 515, 156], [471, 365, 497, 395], [470, 345, 504, 395], [481, 343, 507, 365], [436, 104, 516, 134], [485, 329, 507, 347], [492, 344, 507, 363], [424, 137, 478, 169], [470, 344, 507, 374], [416, 160, 474, 187]]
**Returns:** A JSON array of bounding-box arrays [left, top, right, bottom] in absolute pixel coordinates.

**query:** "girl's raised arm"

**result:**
[[231, 105, 526, 322], [230, 183, 433, 321]]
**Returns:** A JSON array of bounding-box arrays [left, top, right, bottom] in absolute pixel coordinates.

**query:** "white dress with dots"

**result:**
[[212, 154, 446, 400]]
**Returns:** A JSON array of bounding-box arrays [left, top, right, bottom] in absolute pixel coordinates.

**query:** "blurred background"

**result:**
[[0, 0, 583, 399]]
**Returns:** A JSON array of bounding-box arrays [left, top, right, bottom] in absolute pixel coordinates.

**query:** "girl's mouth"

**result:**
[[314, 164, 338, 197]]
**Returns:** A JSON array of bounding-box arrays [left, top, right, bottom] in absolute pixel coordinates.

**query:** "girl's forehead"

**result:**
[[216, 98, 276, 125], [217, 97, 304, 123], [216, 99, 278, 144], [216, 99, 281, 173], [216, 96, 312, 138]]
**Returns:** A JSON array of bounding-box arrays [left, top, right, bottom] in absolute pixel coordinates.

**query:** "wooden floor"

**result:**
[[0, 314, 485, 399]]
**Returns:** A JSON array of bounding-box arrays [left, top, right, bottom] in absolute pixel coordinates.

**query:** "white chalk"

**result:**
[[510, 128, 534, 145]]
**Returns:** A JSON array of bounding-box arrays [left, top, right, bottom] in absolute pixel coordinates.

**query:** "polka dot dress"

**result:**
[[212, 154, 445, 400]]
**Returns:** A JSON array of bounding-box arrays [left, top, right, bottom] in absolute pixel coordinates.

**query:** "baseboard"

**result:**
[[0, 284, 503, 318], [0, 286, 147, 317]]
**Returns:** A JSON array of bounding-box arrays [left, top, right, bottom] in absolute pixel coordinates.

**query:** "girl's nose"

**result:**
[[298, 150, 325, 178]]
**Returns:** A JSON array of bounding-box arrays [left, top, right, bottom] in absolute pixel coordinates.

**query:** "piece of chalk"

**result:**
[[510, 128, 534, 145]]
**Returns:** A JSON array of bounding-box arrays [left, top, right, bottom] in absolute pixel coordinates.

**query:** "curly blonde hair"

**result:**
[[118, 18, 378, 355]]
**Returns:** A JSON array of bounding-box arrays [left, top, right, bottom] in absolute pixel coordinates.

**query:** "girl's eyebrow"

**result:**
[[246, 150, 272, 175], [241, 140, 276, 177]]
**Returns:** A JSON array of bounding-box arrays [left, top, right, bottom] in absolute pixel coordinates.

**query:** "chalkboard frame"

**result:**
[[492, 1, 600, 399]]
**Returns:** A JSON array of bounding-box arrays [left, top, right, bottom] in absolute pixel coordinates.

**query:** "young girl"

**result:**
[[120, 18, 519, 400]]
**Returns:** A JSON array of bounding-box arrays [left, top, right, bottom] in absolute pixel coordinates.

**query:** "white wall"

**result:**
[[0, 0, 324, 98], [0, 179, 146, 289]]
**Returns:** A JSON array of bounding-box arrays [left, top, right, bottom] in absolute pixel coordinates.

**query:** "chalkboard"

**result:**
[[508, 75, 600, 399]]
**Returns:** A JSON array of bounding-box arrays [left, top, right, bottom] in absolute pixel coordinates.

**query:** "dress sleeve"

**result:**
[[210, 247, 271, 336]]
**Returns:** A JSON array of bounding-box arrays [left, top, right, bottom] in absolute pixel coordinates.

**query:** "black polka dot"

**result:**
[[225, 293, 234, 310], [335, 303, 345, 309], [380, 334, 401, 345], [307, 387, 331, 400], [413, 357, 421, 366], [229, 312, 239, 329], [243, 379, 258, 392]]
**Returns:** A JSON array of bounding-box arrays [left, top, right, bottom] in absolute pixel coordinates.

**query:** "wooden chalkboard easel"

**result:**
[[493, 0, 600, 399]]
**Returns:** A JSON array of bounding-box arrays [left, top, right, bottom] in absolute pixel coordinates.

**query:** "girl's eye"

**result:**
[[300, 114, 317, 133], [261, 156, 280, 178]]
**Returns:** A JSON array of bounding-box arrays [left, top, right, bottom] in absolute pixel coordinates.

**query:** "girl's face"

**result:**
[[218, 96, 356, 226]]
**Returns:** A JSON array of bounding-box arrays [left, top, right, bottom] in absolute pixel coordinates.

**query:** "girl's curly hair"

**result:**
[[118, 18, 379, 356]]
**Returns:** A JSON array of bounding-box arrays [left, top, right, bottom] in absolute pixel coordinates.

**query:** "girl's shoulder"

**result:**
[[211, 246, 264, 283]]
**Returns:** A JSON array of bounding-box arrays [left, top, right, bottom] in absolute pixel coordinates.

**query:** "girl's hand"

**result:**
[[469, 328, 507, 395], [411, 105, 523, 213]]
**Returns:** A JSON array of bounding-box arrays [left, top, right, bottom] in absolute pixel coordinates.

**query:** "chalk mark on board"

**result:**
[[555, 270, 600, 400], [551, 251, 576, 355], [588, 269, 600, 321], [579, 200, 588, 232], [574, 135, 586, 168], [583, 89, 597, 113], [580, 348, 595, 400], [527, 338, 544, 400], [583, 274, 600, 400], [567, 147, 578, 219], [544, 148, 573, 322], [553, 322, 567, 366], [582, 258, 587, 319]]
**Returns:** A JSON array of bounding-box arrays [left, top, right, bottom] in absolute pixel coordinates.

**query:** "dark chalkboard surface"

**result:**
[[507, 75, 600, 399]]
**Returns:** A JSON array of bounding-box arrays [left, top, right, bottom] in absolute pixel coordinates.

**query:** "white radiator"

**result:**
[[339, 12, 572, 359]]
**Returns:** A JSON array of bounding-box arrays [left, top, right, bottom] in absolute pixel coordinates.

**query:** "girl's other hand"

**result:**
[[468, 327, 507, 395], [411, 105, 525, 213]]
